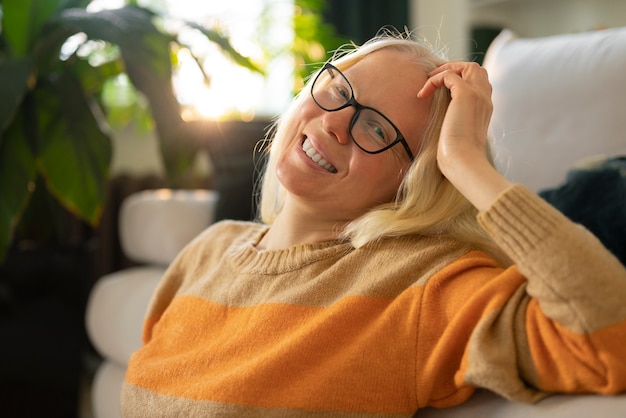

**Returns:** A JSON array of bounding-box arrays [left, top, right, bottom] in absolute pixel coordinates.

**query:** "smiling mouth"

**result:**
[[302, 138, 338, 173]]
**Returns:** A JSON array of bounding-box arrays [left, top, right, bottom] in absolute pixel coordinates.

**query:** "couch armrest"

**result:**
[[85, 267, 164, 367], [419, 389, 626, 417]]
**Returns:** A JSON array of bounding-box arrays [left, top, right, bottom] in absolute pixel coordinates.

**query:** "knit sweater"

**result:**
[[121, 185, 626, 417]]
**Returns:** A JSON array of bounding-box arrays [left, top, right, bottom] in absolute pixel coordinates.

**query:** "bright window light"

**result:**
[[88, 0, 294, 121]]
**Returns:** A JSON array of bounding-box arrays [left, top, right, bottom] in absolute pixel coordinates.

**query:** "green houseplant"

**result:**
[[0, 0, 261, 263], [0, 2, 342, 413], [292, 0, 348, 92]]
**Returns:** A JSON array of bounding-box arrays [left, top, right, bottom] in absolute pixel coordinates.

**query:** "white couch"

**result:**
[[86, 189, 219, 418], [85, 27, 626, 418], [484, 27, 626, 192]]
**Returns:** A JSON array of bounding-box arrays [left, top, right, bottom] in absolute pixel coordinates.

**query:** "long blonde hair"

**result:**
[[257, 31, 507, 264]]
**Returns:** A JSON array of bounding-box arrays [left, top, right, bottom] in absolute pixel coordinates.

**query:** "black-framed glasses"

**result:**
[[311, 63, 415, 161]]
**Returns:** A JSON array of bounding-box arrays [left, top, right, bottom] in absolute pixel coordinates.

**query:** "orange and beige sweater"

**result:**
[[121, 185, 626, 417]]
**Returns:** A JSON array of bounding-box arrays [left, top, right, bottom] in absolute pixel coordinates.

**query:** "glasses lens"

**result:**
[[312, 66, 352, 111], [351, 109, 399, 152]]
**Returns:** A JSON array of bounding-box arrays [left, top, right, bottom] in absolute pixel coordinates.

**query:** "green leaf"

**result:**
[[0, 112, 37, 263], [56, 6, 172, 78], [35, 70, 112, 226], [73, 56, 125, 96], [296, 0, 328, 11], [2, 0, 66, 56], [54, 5, 177, 116], [61, 0, 94, 9], [0, 57, 33, 136]]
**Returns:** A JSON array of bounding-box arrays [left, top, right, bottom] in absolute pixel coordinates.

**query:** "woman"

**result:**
[[121, 31, 626, 417]]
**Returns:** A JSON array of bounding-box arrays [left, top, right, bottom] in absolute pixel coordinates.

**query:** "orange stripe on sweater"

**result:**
[[127, 292, 421, 414], [417, 256, 523, 406], [527, 299, 626, 394]]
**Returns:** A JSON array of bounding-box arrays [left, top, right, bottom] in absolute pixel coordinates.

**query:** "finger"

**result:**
[[417, 69, 460, 98], [418, 62, 474, 98], [417, 76, 442, 98], [420, 63, 491, 98], [428, 61, 485, 78]]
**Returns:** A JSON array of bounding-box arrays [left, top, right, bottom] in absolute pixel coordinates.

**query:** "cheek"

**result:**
[[355, 158, 406, 204], [379, 171, 405, 201], [296, 95, 321, 120]]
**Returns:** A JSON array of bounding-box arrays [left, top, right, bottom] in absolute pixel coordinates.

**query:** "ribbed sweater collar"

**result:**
[[224, 224, 354, 274]]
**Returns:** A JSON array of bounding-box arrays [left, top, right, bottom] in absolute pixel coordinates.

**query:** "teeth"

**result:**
[[302, 138, 337, 173]]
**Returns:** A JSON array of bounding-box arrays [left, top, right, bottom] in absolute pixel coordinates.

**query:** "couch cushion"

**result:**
[[85, 267, 164, 366], [119, 189, 219, 265], [418, 389, 626, 417], [483, 27, 626, 191]]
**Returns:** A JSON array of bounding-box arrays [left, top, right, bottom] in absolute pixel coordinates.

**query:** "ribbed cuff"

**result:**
[[477, 184, 566, 261]]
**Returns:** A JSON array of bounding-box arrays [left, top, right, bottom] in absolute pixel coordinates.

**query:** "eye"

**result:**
[[360, 110, 395, 146], [337, 86, 350, 100], [366, 122, 390, 145], [328, 81, 351, 102]]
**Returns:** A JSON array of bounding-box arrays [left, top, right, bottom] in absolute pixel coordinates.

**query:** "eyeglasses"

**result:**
[[311, 63, 415, 161]]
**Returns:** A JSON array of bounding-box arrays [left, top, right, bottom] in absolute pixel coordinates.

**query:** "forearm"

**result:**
[[442, 157, 513, 211]]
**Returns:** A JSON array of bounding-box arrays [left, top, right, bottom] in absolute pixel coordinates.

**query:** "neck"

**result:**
[[257, 200, 345, 251]]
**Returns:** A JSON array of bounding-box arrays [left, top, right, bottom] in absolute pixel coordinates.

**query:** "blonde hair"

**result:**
[[257, 30, 507, 264]]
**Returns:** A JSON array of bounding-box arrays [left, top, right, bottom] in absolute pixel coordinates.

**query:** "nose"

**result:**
[[321, 105, 355, 145]]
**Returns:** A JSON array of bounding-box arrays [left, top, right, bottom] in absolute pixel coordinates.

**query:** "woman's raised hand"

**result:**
[[418, 62, 512, 210]]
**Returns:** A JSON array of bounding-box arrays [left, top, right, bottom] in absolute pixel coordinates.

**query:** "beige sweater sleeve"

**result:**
[[448, 184, 626, 401], [477, 184, 626, 334]]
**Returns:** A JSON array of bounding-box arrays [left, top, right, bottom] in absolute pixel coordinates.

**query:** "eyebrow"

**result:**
[[341, 67, 399, 125]]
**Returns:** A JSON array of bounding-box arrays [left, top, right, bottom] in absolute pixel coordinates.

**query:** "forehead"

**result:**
[[342, 49, 427, 99]]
